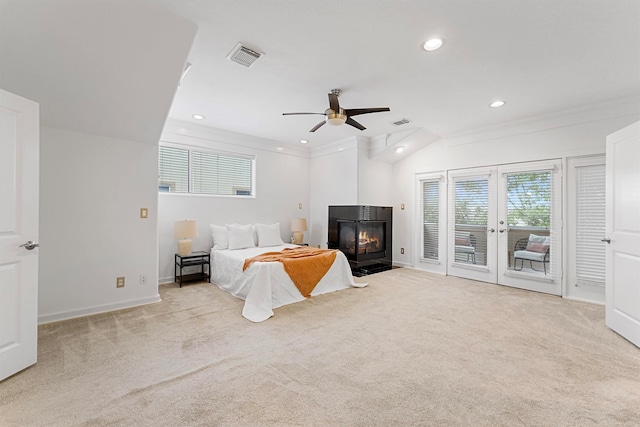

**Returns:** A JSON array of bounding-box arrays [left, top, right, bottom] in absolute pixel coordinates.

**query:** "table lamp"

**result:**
[[290, 218, 307, 245], [174, 220, 198, 255]]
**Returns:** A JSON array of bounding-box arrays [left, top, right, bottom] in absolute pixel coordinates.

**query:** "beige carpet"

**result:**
[[1, 268, 639, 426]]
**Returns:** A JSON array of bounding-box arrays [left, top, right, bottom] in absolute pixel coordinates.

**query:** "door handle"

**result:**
[[601, 238, 611, 244], [486, 228, 495, 233], [499, 229, 506, 233], [19, 240, 39, 250]]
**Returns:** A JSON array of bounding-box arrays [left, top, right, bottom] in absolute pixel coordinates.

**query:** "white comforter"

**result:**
[[210, 244, 367, 322]]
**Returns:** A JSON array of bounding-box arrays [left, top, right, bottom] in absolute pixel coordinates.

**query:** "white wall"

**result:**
[[390, 100, 640, 268], [39, 127, 160, 323], [308, 140, 358, 248], [157, 122, 310, 282], [357, 142, 393, 207]]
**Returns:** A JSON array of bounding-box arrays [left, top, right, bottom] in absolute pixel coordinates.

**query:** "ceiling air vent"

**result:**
[[393, 118, 411, 126], [227, 43, 263, 67]]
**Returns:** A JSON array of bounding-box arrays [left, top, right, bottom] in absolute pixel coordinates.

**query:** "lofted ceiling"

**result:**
[[1, 0, 638, 150], [154, 0, 640, 147]]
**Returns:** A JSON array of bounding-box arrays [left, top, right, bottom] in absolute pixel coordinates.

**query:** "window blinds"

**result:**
[[421, 179, 439, 260], [575, 164, 606, 287], [158, 146, 189, 193], [505, 171, 551, 229], [158, 145, 253, 196]]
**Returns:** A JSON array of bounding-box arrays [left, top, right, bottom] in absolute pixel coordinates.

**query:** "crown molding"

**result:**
[[444, 96, 640, 147], [162, 118, 311, 157]]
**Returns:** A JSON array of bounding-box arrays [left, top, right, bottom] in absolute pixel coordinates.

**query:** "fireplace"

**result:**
[[328, 205, 392, 276]]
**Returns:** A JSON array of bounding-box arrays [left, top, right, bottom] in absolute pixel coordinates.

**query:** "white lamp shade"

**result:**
[[174, 220, 198, 239], [175, 220, 197, 256], [291, 218, 307, 245], [290, 218, 307, 232]]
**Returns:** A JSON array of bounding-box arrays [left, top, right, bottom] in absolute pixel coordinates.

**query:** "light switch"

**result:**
[[401, 204, 405, 210], [140, 208, 148, 219]]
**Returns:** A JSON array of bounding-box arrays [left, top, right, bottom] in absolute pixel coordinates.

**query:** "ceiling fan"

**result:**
[[283, 89, 390, 132]]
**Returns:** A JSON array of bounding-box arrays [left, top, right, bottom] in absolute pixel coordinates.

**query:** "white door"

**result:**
[[0, 89, 39, 381], [605, 121, 640, 348], [447, 161, 562, 294], [448, 167, 498, 283], [496, 160, 562, 295], [565, 155, 606, 303]]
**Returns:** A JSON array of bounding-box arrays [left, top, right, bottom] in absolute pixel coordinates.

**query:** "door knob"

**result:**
[[487, 228, 495, 233], [19, 241, 39, 250], [499, 229, 506, 233], [601, 238, 611, 244]]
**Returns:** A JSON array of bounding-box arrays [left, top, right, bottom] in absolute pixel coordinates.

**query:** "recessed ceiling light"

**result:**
[[338, 148, 344, 152], [423, 38, 443, 51], [489, 100, 506, 108], [193, 114, 205, 120], [299, 139, 309, 144], [395, 145, 407, 154], [277, 147, 284, 151]]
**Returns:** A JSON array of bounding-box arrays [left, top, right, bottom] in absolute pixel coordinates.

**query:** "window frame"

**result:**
[[158, 142, 256, 198]]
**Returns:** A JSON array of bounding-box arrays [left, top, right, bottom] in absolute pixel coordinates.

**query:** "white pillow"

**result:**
[[226, 224, 256, 250], [255, 223, 284, 247], [210, 224, 228, 250]]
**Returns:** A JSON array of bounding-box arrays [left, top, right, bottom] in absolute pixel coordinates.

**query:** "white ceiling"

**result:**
[[155, 0, 640, 147], [1, 0, 638, 150], [0, 0, 197, 144]]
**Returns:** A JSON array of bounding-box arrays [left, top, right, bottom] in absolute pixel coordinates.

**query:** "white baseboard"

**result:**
[[562, 295, 604, 306], [38, 294, 162, 325], [392, 261, 413, 268], [159, 276, 174, 285]]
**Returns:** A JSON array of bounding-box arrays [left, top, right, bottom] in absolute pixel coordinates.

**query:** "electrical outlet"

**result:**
[[116, 276, 125, 288], [140, 208, 148, 218], [139, 275, 147, 284], [401, 248, 405, 254], [298, 203, 302, 209]]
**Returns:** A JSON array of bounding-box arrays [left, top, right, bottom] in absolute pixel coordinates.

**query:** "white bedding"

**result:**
[[210, 244, 367, 322]]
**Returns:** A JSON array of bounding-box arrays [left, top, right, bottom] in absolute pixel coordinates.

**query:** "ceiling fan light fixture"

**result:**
[[423, 38, 443, 51], [326, 110, 347, 126]]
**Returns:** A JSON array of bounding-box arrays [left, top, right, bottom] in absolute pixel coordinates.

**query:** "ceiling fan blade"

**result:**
[[282, 112, 325, 116], [344, 107, 390, 117], [346, 117, 366, 131], [309, 121, 326, 132], [328, 93, 340, 112]]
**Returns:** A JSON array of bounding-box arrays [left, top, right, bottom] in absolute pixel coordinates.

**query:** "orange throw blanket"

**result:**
[[243, 247, 338, 298]]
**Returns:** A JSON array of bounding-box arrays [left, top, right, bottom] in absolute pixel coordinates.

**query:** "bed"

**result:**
[[210, 243, 366, 322]]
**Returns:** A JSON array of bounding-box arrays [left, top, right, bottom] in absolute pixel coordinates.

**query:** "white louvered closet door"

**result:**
[[566, 156, 606, 303]]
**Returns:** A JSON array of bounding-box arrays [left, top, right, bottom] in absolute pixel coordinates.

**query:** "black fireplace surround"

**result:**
[[328, 205, 392, 276]]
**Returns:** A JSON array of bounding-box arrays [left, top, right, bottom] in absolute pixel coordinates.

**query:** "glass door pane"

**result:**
[[454, 178, 488, 266], [505, 170, 552, 274]]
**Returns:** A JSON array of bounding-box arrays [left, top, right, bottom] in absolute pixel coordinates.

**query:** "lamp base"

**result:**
[[177, 239, 192, 256], [292, 231, 304, 245]]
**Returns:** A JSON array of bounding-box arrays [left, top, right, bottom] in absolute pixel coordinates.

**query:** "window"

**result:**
[[421, 179, 440, 260], [158, 145, 254, 196]]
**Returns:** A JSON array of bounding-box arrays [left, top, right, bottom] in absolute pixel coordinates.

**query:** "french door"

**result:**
[[447, 160, 562, 295]]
